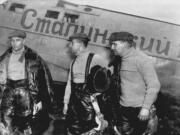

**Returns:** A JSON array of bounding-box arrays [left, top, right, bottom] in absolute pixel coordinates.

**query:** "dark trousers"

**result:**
[[1, 79, 50, 135], [31, 110, 50, 135], [66, 83, 97, 135], [117, 106, 148, 135]]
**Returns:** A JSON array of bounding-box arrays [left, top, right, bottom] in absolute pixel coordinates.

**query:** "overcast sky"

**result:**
[[67, 0, 180, 25]]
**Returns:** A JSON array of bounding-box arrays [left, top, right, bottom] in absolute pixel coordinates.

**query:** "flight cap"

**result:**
[[68, 33, 90, 42], [9, 30, 26, 39], [109, 31, 134, 44]]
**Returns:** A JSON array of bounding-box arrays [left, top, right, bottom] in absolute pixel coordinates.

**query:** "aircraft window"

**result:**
[[45, 10, 59, 19], [9, 3, 25, 13], [84, 7, 92, 12], [63, 13, 79, 23]]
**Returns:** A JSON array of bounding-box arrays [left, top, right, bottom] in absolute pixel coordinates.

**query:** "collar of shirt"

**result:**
[[12, 47, 25, 63], [122, 47, 135, 60], [76, 49, 90, 58], [12, 47, 25, 55]]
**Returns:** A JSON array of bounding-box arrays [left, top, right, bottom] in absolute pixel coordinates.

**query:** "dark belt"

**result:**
[[72, 82, 85, 91], [71, 82, 90, 96], [7, 79, 27, 89]]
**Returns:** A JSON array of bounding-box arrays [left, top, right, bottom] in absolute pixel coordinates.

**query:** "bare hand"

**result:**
[[138, 108, 150, 121], [33, 101, 42, 115], [0, 122, 9, 135], [63, 103, 68, 115], [0, 122, 5, 129]]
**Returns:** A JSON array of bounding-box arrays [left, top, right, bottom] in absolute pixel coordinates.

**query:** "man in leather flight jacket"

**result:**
[[0, 30, 54, 135]]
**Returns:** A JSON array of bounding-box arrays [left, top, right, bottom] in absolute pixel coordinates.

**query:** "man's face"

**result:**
[[10, 37, 25, 52], [110, 40, 129, 56], [68, 39, 82, 56]]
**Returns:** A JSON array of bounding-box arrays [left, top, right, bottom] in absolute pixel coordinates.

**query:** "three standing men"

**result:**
[[0, 30, 160, 135], [0, 30, 54, 135], [109, 32, 161, 135]]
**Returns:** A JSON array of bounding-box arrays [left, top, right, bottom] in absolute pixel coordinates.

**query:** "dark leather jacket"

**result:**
[[0, 46, 54, 117]]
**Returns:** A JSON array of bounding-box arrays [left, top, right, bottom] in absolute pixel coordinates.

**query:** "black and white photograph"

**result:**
[[0, 0, 180, 135]]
